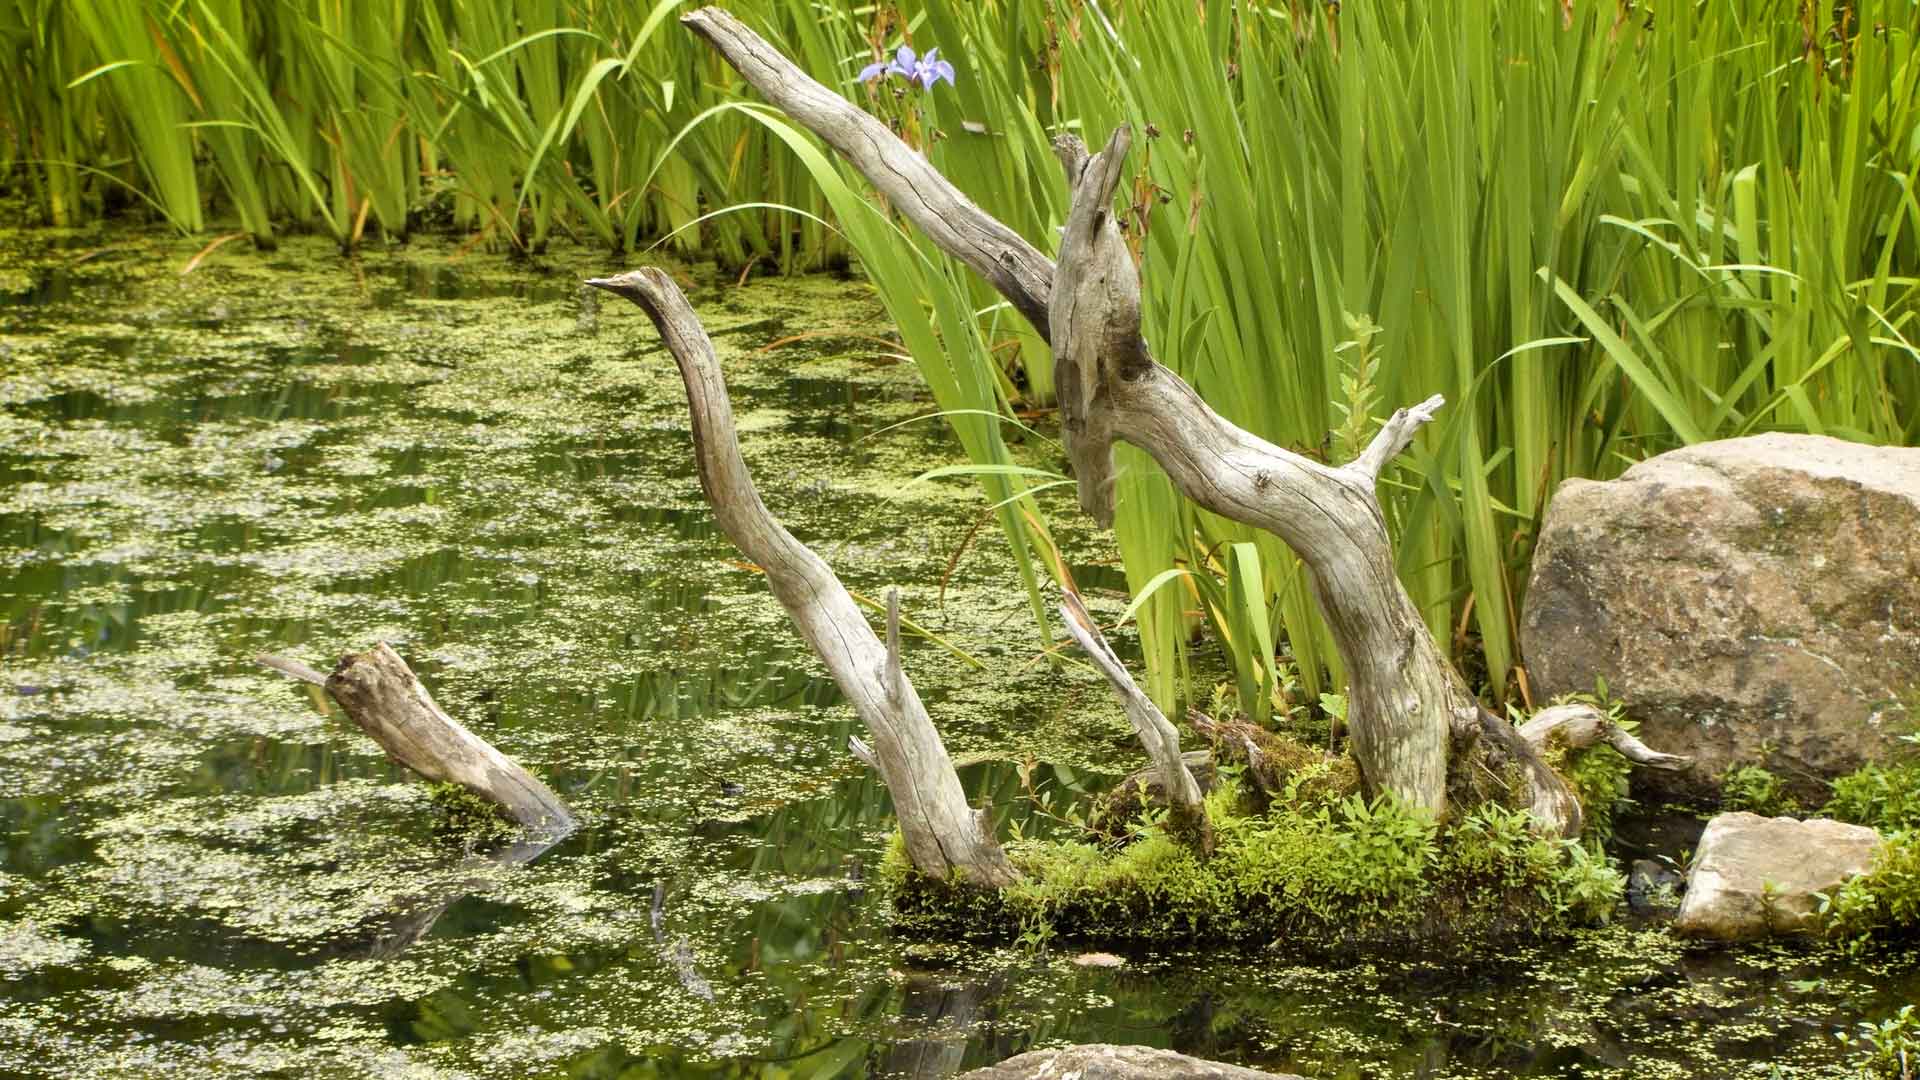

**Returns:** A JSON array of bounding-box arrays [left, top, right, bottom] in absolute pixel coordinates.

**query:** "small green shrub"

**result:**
[[1721, 765, 1802, 818], [1819, 831, 1920, 950], [1846, 1004, 1918, 1079], [1563, 743, 1632, 847], [1827, 762, 1920, 832], [1521, 689, 1641, 848]]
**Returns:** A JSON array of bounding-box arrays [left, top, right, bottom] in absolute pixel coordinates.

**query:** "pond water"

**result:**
[[0, 228, 1913, 1079]]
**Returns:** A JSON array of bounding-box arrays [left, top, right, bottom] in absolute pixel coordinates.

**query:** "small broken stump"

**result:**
[[258, 643, 572, 834]]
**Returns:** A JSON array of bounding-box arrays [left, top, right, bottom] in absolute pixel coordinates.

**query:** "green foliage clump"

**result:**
[[887, 776, 1623, 954], [426, 782, 519, 847], [1819, 832, 1920, 951], [1562, 743, 1632, 848], [1847, 1005, 1919, 1080], [1818, 748, 1920, 950], [1531, 692, 1636, 848], [1826, 762, 1920, 832], [1720, 764, 1802, 818]]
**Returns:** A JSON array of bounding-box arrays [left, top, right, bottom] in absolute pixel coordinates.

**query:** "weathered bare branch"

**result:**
[[1349, 393, 1446, 480], [1058, 591, 1205, 822], [585, 267, 1017, 886], [884, 588, 909, 708], [681, 7, 1055, 335], [256, 651, 328, 687], [1521, 703, 1692, 771], [261, 644, 573, 833]]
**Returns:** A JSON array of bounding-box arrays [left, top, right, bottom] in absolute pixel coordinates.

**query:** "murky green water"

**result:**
[[0, 227, 1913, 1079]]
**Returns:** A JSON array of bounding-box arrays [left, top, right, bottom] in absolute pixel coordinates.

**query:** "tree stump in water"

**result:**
[[258, 643, 572, 834]]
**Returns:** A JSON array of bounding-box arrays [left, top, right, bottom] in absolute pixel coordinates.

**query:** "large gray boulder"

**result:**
[[1522, 433, 1920, 795], [1674, 812, 1882, 940], [960, 1046, 1301, 1080]]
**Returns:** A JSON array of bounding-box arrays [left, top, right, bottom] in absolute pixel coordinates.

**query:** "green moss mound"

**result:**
[[426, 782, 521, 846], [887, 750, 1626, 955]]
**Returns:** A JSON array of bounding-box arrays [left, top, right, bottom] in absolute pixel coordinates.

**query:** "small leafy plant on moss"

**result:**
[[1722, 764, 1802, 818], [885, 756, 1624, 953], [427, 782, 520, 846], [1529, 689, 1636, 848]]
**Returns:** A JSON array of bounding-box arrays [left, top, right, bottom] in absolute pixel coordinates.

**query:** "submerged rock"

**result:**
[[1521, 433, 1920, 797], [1674, 812, 1881, 940], [960, 1045, 1302, 1080], [1625, 858, 1684, 917]]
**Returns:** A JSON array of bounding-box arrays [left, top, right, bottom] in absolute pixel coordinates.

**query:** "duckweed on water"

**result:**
[[3, 226, 1918, 1077]]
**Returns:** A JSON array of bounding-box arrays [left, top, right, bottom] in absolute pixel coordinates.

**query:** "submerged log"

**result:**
[[680, 6, 1688, 836], [584, 267, 1017, 887], [257, 643, 573, 834]]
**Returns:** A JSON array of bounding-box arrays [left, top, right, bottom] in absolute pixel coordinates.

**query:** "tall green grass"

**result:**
[[750, 0, 1918, 711], [1, 0, 848, 260], [3, 1, 1915, 715]]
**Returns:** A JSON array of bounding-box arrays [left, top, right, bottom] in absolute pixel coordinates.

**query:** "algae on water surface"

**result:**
[[0, 227, 1915, 1078]]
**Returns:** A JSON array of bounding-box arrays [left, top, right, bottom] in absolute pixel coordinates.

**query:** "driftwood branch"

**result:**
[[1058, 592, 1204, 825], [258, 644, 572, 834], [1520, 703, 1691, 771], [585, 267, 1017, 886], [256, 652, 328, 686], [1349, 394, 1446, 480], [681, 7, 1055, 335], [680, 6, 1690, 838]]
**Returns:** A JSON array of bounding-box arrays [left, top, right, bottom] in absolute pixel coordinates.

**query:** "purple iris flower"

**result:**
[[858, 45, 956, 91]]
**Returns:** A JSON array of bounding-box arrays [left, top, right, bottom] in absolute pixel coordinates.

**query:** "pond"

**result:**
[[0, 227, 1913, 1079]]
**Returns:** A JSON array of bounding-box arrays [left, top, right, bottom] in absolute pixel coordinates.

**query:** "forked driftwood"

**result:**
[[584, 267, 1018, 886], [678, 6, 1688, 836], [257, 643, 573, 834]]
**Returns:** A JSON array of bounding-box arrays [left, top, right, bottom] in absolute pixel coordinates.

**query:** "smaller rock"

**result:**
[[1626, 858, 1685, 916], [960, 1045, 1301, 1080], [1072, 951, 1125, 968], [1674, 813, 1882, 940]]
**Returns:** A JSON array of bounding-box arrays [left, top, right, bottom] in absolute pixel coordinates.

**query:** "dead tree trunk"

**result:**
[[258, 644, 573, 834], [681, 6, 1686, 835], [584, 267, 1018, 886]]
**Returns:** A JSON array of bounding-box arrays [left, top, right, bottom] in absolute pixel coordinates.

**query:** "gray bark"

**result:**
[[584, 267, 1017, 886], [258, 644, 573, 834]]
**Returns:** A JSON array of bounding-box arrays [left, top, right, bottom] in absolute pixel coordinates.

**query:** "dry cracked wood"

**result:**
[[585, 266, 1017, 885], [260, 644, 573, 833]]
